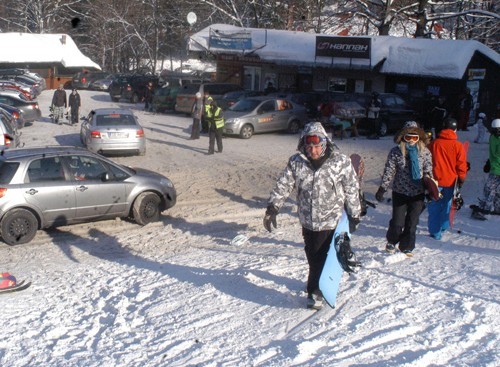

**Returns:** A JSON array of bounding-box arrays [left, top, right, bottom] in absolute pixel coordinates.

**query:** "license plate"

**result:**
[[108, 132, 128, 139]]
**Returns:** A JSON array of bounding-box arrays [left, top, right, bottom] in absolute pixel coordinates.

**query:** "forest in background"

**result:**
[[0, 0, 498, 73]]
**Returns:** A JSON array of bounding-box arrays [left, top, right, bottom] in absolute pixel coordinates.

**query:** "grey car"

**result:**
[[223, 97, 308, 139], [0, 94, 41, 123], [80, 108, 146, 156], [0, 108, 21, 150], [0, 146, 176, 245]]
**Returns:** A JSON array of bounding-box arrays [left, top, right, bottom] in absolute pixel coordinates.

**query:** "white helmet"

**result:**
[[492, 119, 500, 128]]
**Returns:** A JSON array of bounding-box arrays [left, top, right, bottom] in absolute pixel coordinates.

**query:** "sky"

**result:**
[[0, 89, 498, 367]]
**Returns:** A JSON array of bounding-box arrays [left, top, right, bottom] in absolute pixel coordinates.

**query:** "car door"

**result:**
[[24, 156, 77, 226], [272, 99, 294, 131], [255, 100, 277, 133], [66, 155, 128, 220]]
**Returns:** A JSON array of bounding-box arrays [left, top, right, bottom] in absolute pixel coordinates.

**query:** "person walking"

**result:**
[[190, 92, 202, 140], [206, 100, 224, 155], [457, 88, 473, 131], [375, 121, 433, 256], [263, 122, 361, 309], [51, 84, 67, 125], [471, 118, 500, 219], [474, 112, 487, 144], [68, 88, 81, 125], [366, 92, 382, 139], [143, 82, 154, 112], [427, 118, 468, 240]]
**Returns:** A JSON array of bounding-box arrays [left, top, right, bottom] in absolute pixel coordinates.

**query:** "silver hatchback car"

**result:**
[[80, 108, 146, 156], [0, 146, 176, 245], [223, 97, 308, 139]]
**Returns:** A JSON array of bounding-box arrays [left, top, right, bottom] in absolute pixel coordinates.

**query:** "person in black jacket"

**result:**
[[51, 84, 67, 125], [68, 89, 81, 125], [143, 82, 154, 112]]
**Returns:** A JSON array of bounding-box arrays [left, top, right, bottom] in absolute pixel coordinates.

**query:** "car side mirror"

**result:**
[[257, 108, 263, 115], [101, 172, 110, 182]]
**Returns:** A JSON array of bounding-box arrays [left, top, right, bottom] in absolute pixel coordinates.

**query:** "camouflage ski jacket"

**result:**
[[268, 150, 361, 231], [380, 145, 433, 197]]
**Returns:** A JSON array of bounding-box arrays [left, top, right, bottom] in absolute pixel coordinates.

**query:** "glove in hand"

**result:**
[[349, 216, 360, 233], [375, 187, 386, 202], [263, 205, 278, 232]]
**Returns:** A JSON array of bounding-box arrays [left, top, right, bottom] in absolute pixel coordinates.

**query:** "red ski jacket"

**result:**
[[429, 129, 468, 187]]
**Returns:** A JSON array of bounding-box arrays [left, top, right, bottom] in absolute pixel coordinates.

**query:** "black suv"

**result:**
[[109, 75, 159, 103]]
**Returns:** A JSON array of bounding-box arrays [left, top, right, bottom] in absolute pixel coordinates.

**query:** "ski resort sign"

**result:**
[[315, 37, 371, 59]]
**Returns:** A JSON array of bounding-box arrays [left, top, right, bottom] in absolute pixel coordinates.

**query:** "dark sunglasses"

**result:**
[[404, 134, 419, 142], [305, 135, 325, 145]]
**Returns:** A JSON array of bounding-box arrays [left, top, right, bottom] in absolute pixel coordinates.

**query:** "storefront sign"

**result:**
[[209, 29, 252, 50], [468, 69, 486, 80], [315, 37, 371, 59]]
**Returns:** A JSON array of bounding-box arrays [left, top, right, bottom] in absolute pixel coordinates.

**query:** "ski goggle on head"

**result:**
[[404, 134, 419, 143], [304, 134, 326, 146]]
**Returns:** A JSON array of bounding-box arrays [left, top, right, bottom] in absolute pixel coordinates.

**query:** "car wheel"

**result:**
[[288, 120, 301, 134], [1, 209, 39, 245], [239, 124, 254, 139], [132, 192, 161, 226], [379, 122, 388, 137]]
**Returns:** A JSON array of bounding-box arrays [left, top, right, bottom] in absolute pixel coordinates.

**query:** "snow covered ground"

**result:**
[[0, 89, 498, 367]]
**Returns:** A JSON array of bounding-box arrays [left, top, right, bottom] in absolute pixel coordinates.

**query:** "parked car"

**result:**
[[80, 108, 146, 156], [268, 91, 324, 118], [0, 146, 176, 245], [0, 108, 21, 150], [219, 90, 264, 110], [0, 94, 41, 124], [0, 89, 29, 101], [350, 93, 416, 136], [108, 74, 159, 103], [152, 85, 181, 112], [89, 74, 118, 91], [223, 96, 308, 139], [0, 103, 25, 129], [72, 71, 110, 90], [175, 83, 243, 114]]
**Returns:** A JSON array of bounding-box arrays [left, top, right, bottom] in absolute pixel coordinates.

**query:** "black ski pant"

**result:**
[[386, 191, 425, 252], [190, 118, 200, 139], [302, 227, 334, 296], [208, 126, 223, 154]]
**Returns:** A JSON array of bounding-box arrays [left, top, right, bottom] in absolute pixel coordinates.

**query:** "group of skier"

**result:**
[[262, 110, 499, 309]]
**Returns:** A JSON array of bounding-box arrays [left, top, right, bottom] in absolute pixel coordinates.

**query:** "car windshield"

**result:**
[[96, 114, 136, 126], [223, 91, 244, 99], [229, 99, 261, 112]]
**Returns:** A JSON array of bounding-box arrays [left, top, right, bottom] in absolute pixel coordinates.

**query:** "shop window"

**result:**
[[329, 78, 347, 92]]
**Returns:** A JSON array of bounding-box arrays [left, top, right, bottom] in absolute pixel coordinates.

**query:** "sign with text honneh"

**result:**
[[315, 37, 371, 59]]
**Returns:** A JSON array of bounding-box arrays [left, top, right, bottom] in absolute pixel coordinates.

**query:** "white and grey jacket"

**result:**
[[268, 149, 361, 231]]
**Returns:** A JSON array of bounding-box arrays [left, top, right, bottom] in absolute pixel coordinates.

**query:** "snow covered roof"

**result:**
[[189, 24, 499, 80], [0, 33, 101, 70]]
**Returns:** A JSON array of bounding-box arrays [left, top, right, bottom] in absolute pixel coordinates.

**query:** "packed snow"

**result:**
[[0, 89, 498, 367]]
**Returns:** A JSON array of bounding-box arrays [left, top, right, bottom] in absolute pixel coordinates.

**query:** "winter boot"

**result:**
[[307, 292, 323, 310]]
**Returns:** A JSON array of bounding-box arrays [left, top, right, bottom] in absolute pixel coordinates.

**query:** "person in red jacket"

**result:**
[[427, 117, 468, 239]]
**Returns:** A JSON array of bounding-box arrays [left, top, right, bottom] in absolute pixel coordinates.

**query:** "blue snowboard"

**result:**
[[319, 210, 350, 308]]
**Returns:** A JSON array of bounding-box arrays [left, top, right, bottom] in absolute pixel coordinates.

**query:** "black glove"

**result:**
[[484, 159, 490, 173], [375, 187, 386, 202], [457, 178, 464, 189], [349, 216, 360, 233], [263, 205, 278, 232]]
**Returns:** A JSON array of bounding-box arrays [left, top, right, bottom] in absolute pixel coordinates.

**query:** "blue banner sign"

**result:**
[[209, 29, 252, 50]]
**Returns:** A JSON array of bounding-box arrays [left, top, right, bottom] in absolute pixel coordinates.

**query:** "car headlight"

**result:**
[[226, 118, 240, 125], [161, 178, 174, 188]]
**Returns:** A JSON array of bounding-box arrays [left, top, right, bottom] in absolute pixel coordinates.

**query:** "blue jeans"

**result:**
[[427, 186, 454, 238]]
